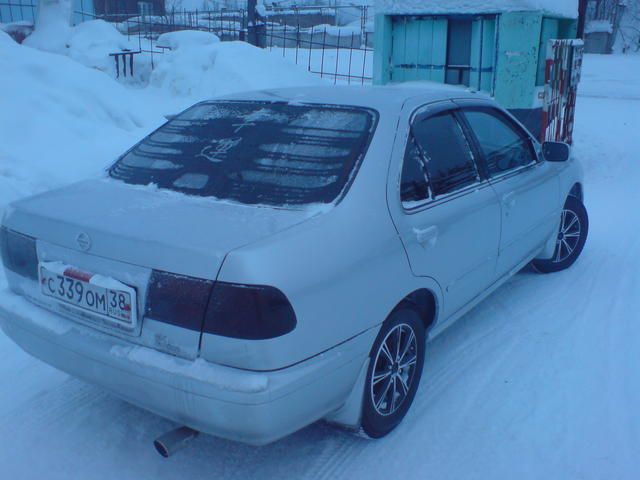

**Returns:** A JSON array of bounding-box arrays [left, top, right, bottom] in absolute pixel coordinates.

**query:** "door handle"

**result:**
[[502, 192, 517, 214], [414, 225, 439, 247]]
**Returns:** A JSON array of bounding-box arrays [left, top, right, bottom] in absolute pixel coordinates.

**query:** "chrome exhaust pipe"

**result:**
[[153, 426, 199, 458]]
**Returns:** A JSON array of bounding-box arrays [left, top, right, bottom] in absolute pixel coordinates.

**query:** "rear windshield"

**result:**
[[109, 101, 377, 206]]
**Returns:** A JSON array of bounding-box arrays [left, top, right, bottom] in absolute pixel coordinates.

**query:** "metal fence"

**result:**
[[262, 24, 373, 84], [74, 5, 374, 84], [1, 2, 374, 84], [0, 0, 37, 23]]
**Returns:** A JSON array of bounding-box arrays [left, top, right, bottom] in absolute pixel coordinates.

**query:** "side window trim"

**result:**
[[401, 132, 433, 206], [453, 109, 490, 180], [459, 106, 538, 180], [416, 115, 483, 198]]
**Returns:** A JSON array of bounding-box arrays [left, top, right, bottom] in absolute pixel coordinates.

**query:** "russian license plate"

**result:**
[[39, 263, 137, 327]]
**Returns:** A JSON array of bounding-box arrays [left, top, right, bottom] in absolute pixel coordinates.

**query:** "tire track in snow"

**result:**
[[0, 377, 107, 436], [301, 426, 370, 480]]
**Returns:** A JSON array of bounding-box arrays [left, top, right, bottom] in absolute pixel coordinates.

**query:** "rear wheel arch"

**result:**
[[393, 288, 438, 332]]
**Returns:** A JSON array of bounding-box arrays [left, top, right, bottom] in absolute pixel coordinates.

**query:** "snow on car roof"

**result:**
[[217, 83, 486, 114], [375, 0, 578, 19]]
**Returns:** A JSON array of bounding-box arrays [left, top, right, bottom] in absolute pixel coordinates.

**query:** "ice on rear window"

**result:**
[[173, 173, 209, 190], [290, 109, 368, 130], [121, 156, 182, 170], [259, 143, 351, 158], [240, 170, 338, 189], [243, 108, 289, 124], [109, 101, 377, 206], [254, 157, 342, 171]]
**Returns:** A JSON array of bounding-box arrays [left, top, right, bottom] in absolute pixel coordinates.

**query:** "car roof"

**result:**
[[217, 83, 489, 113]]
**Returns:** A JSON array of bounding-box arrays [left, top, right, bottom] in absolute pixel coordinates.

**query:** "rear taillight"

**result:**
[[145, 270, 297, 339], [203, 282, 297, 340], [0, 227, 38, 280], [145, 270, 214, 331]]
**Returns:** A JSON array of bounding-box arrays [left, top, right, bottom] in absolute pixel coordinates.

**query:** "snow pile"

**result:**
[[156, 29, 220, 49], [375, 0, 578, 18], [309, 23, 363, 36], [25, 19, 152, 82], [0, 30, 165, 210], [22, 0, 72, 53], [149, 31, 322, 100], [63, 20, 144, 76], [586, 20, 613, 34]]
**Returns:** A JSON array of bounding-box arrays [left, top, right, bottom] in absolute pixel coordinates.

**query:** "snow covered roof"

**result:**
[[375, 0, 578, 19]]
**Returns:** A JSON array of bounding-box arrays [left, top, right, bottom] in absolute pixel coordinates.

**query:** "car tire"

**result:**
[[361, 307, 425, 439], [532, 195, 589, 274]]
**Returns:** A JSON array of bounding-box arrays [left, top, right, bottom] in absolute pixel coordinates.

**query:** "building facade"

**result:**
[[373, 5, 579, 137]]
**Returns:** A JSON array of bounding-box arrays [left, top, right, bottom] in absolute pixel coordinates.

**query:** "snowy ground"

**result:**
[[1, 28, 639, 479]]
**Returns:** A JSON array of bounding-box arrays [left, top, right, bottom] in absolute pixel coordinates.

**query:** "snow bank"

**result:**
[[25, 19, 152, 82], [149, 35, 322, 100], [0, 31, 165, 210], [23, 0, 72, 53], [375, 0, 578, 18], [586, 20, 613, 35], [65, 20, 142, 75], [156, 30, 220, 49], [310, 23, 362, 36]]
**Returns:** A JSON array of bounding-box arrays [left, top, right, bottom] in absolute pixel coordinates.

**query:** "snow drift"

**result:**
[[149, 31, 322, 99], [0, 30, 158, 210]]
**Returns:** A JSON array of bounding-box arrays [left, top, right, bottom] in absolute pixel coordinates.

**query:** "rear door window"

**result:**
[[462, 108, 536, 176], [109, 101, 377, 207], [411, 112, 480, 198], [400, 137, 430, 205]]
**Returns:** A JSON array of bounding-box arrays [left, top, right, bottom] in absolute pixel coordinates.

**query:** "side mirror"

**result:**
[[542, 141, 570, 162]]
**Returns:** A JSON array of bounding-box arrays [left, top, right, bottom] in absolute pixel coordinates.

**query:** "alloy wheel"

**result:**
[[553, 208, 582, 263], [370, 323, 419, 416]]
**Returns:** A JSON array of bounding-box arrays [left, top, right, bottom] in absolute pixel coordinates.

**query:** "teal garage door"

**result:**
[[389, 16, 497, 94], [390, 17, 448, 83]]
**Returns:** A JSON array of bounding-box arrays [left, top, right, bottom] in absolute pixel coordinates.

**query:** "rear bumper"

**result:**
[[0, 289, 372, 445]]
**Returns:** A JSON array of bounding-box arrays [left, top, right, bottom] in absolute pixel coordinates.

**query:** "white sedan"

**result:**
[[0, 86, 588, 452]]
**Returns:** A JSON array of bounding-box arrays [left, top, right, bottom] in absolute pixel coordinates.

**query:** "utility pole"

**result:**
[[247, 0, 265, 47], [247, 0, 257, 45], [577, 0, 589, 38]]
